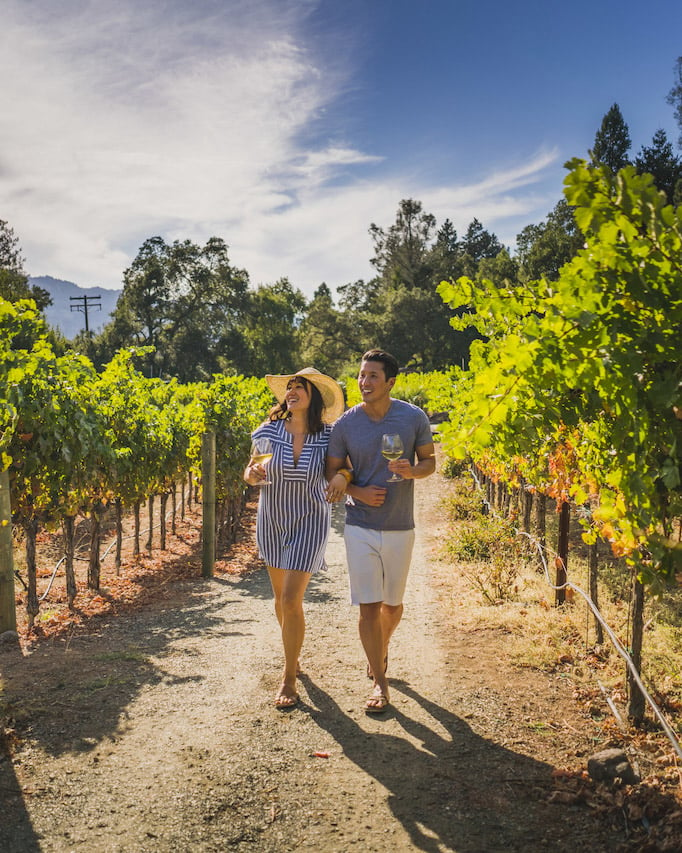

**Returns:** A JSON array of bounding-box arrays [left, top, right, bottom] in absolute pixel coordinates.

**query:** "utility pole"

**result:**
[[70, 294, 101, 334]]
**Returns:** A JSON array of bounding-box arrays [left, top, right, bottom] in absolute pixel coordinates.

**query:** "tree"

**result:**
[[516, 199, 583, 282], [354, 202, 500, 370], [371, 283, 477, 371], [428, 219, 462, 283], [369, 199, 436, 290], [100, 236, 169, 364], [297, 284, 357, 376], [238, 278, 306, 376], [336, 278, 380, 314], [591, 103, 631, 173], [0, 219, 24, 272], [477, 248, 519, 287], [96, 236, 250, 380], [0, 220, 51, 311], [634, 128, 682, 204], [460, 218, 503, 264], [667, 56, 682, 148]]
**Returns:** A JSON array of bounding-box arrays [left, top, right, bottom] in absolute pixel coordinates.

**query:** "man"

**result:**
[[326, 349, 435, 712]]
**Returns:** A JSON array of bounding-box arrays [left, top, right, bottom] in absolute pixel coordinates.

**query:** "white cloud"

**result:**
[[0, 0, 559, 297], [234, 149, 561, 290]]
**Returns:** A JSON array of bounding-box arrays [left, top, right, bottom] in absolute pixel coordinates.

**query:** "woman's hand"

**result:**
[[244, 462, 267, 486], [325, 472, 348, 503]]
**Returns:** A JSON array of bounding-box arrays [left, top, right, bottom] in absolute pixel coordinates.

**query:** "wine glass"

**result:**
[[250, 436, 273, 485], [381, 433, 404, 482]]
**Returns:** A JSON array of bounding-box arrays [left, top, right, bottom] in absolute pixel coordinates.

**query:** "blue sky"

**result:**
[[2, 0, 681, 296]]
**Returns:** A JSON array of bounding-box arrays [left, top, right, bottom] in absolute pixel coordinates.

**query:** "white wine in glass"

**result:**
[[381, 433, 404, 482], [250, 436, 273, 485]]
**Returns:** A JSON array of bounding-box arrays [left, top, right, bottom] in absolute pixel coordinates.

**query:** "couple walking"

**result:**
[[243, 349, 435, 713]]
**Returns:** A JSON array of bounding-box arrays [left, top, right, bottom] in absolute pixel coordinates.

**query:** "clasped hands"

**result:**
[[325, 472, 349, 503]]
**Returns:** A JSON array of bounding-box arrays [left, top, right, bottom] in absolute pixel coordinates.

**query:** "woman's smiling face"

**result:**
[[285, 377, 311, 412]]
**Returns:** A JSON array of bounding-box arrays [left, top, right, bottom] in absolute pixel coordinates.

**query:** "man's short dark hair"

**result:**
[[361, 349, 399, 381]]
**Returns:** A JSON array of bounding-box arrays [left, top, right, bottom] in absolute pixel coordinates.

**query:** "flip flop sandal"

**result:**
[[275, 692, 299, 711], [364, 692, 390, 714]]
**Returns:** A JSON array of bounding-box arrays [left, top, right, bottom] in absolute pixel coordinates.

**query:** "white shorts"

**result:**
[[344, 525, 415, 606]]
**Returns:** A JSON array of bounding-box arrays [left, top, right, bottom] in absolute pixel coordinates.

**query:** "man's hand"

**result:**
[[387, 444, 436, 480], [351, 484, 387, 507], [387, 458, 415, 479]]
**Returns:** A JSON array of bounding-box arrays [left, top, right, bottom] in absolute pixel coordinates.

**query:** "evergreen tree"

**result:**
[[591, 103, 631, 173], [359, 201, 492, 370], [460, 218, 503, 263], [634, 128, 682, 204], [428, 219, 463, 283]]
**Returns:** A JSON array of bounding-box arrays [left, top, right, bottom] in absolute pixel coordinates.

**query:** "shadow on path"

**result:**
[[299, 673, 616, 853], [0, 726, 41, 852]]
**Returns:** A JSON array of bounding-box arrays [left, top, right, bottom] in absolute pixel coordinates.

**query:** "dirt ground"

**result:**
[[1, 457, 680, 852]]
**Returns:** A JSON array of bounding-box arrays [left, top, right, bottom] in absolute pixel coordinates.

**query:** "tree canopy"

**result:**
[[515, 199, 583, 282], [95, 236, 250, 380]]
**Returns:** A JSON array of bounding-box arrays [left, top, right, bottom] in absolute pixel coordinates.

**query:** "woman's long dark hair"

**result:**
[[268, 377, 325, 433]]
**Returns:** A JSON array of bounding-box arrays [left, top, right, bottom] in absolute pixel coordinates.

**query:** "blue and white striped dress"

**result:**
[[253, 419, 332, 574]]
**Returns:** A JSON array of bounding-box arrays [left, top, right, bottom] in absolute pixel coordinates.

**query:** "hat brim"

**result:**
[[265, 368, 345, 424]]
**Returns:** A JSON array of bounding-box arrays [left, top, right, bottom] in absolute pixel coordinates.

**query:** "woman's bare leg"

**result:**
[[267, 566, 311, 705]]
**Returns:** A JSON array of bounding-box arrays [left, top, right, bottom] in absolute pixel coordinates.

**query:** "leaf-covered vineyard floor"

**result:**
[[2, 456, 682, 852]]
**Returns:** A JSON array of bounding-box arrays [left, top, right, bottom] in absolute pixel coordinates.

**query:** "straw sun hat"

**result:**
[[265, 367, 345, 424]]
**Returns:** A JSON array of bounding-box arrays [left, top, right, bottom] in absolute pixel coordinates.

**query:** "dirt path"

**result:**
[[1, 464, 635, 851]]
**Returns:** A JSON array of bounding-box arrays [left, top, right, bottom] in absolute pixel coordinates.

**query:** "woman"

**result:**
[[244, 367, 349, 709]]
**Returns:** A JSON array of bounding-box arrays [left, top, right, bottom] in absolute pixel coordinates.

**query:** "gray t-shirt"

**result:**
[[328, 399, 433, 531]]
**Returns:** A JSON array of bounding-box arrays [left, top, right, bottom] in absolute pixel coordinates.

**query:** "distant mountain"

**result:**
[[29, 276, 121, 339]]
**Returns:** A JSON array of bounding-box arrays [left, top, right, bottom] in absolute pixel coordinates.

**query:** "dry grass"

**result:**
[[438, 471, 682, 723]]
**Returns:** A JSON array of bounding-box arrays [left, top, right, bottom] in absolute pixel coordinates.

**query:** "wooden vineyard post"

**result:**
[[555, 501, 569, 606], [201, 431, 216, 578], [628, 576, 646, 724], [522, 485, 533, 534], [0, 469, 17, 633]]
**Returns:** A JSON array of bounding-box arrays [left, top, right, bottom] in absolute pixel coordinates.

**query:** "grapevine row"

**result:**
[[436, 159, 682, 721], [438, 159, 682, 585], [0, 300, 273, 629]]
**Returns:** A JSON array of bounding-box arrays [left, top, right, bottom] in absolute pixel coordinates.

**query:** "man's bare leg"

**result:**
[[359, 602, 390, 709], [366, 602, 403, 679]]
